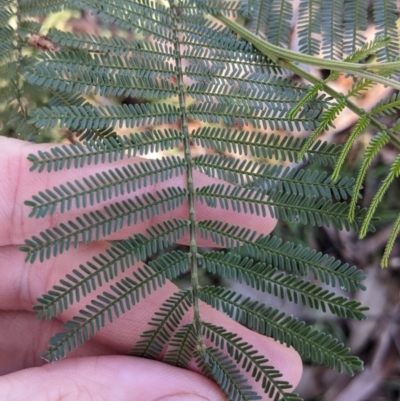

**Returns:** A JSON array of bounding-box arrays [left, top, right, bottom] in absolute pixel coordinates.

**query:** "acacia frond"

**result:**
[[131, 290, 192, 358], [19, 20, 42, 35], [321, 0, 344, 59], [194, 154, 354, 200], [188, 103, 321, 132], [267, 0, 292, 49], [182, 47, 279, 75], [246, 0, 271, 37], [332, 114, 370, 181], [202, 322, 300, 401], [42, 259, 187, 362], [297, 99, 347, 161], [197, 221, 366, 292], [35, 50, 177, 79], [199, 287, 364, 375], [163, 323, 197, 368], [186, 82, 327, 109], [33, 247, 189, 320], [199, 253, 367, 319], [23, 186, 185, 251], [196, 347, 261, 401], [359, 154, 400, 239], [373, 0, 400, 61], [21, 209, 188, 263], [184, 66, 306, 93], [190, 128, 341, 166], [48, 29, 175, 58], [27, 129, 183, 173], [349, 132, 390, 222], [180, 0, 241, 17], [0, 27, 14, 64], [196, 185, 371, 232], [19, 0, 67, 15], [382, 213, 400, 268], [24, 156, 186, 216], [370, 92, 400, 117], [298, 0, 321, 55], [29, 103, 180, 130], [26, 54, 177, 99], [343, 0, 368, 54], [0, 7, 13, 25], [70, 0, 174, 42]]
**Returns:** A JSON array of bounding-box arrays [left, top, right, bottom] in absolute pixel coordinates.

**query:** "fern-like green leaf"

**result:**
[[343, 0, 368, 55], [197, 221, 366, 292], [70, 0, 174, 41], [373, 0, 400, 62], [382, 213, 400, 268], [348, 131, 390, 222], [131, 290, 192, 358], [298, 0, 321, 55], [194, 154, 354, 200], [359, 154, 400, 238], [195, 347, 261, 401], [33, 247, 189, 320], [321, 0, 344, 59], [199, 287, 364, 375], [199, 252, 367, 319], [201, 322, 300, 401], [163, 323, 197, 368], [48, 29, 175, 58], [42, 258, 188, 362], [29, 103, 180, 130], [190, 127, 342, 166], [27, 129, 183, 173], [21, 214, 188, 263], [196, 185, 371, 231], [24, 156, 186, 217]]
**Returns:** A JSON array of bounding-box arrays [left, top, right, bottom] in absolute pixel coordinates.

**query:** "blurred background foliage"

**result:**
[[1, 1, 400, 400]]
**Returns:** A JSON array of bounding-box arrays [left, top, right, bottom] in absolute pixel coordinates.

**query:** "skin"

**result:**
[[0, 137, 302, 401]]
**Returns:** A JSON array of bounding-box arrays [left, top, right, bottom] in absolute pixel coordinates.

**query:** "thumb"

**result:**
[[0, 356, 226, 401]]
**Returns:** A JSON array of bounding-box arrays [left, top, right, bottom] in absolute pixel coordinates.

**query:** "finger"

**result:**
[[0, 244, 303, 391], [0, 311, 114, 375], [0, 355, 227, 401], [0, 137, 277, 247]]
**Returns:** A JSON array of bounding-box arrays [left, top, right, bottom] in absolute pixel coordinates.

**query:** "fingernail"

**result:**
[[158, 395, 208, 401]]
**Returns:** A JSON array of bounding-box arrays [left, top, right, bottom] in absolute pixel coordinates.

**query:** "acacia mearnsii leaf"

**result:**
[[27, 129, 183, 173], [201, 322, 301, 401], [33, 247, 190, 320], [198, 252, 367, 319], [71, 0, 173, 41], [190, 127, 342, 166], [198, 287, 364, 375], [195, 347, 261, 401], [197, 221, 366, 292], [42, 258, 189, 362], [47, 29, 175, 58], [163, 323, 197, 368], [193, 154, 354, 200], [29, 103, 180, 131], [24, 156, 186, 218], [131, 290, 192, 359], [196, 184, 372, 232]]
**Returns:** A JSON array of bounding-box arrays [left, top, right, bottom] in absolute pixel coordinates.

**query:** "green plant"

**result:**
[[1, 0, 400, 400]]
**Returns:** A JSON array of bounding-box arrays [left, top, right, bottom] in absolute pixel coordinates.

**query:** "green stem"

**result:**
[[171, 3, 204, 347], [216, 16, 400, 79], [214, 15, 400, 152], [280, 61, 400, 152]]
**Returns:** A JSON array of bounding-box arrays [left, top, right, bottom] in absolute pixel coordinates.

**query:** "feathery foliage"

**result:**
[[1, 0, 398, 399]]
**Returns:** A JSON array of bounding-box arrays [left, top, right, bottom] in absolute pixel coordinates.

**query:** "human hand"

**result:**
[[0, 137, 302, 401]]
